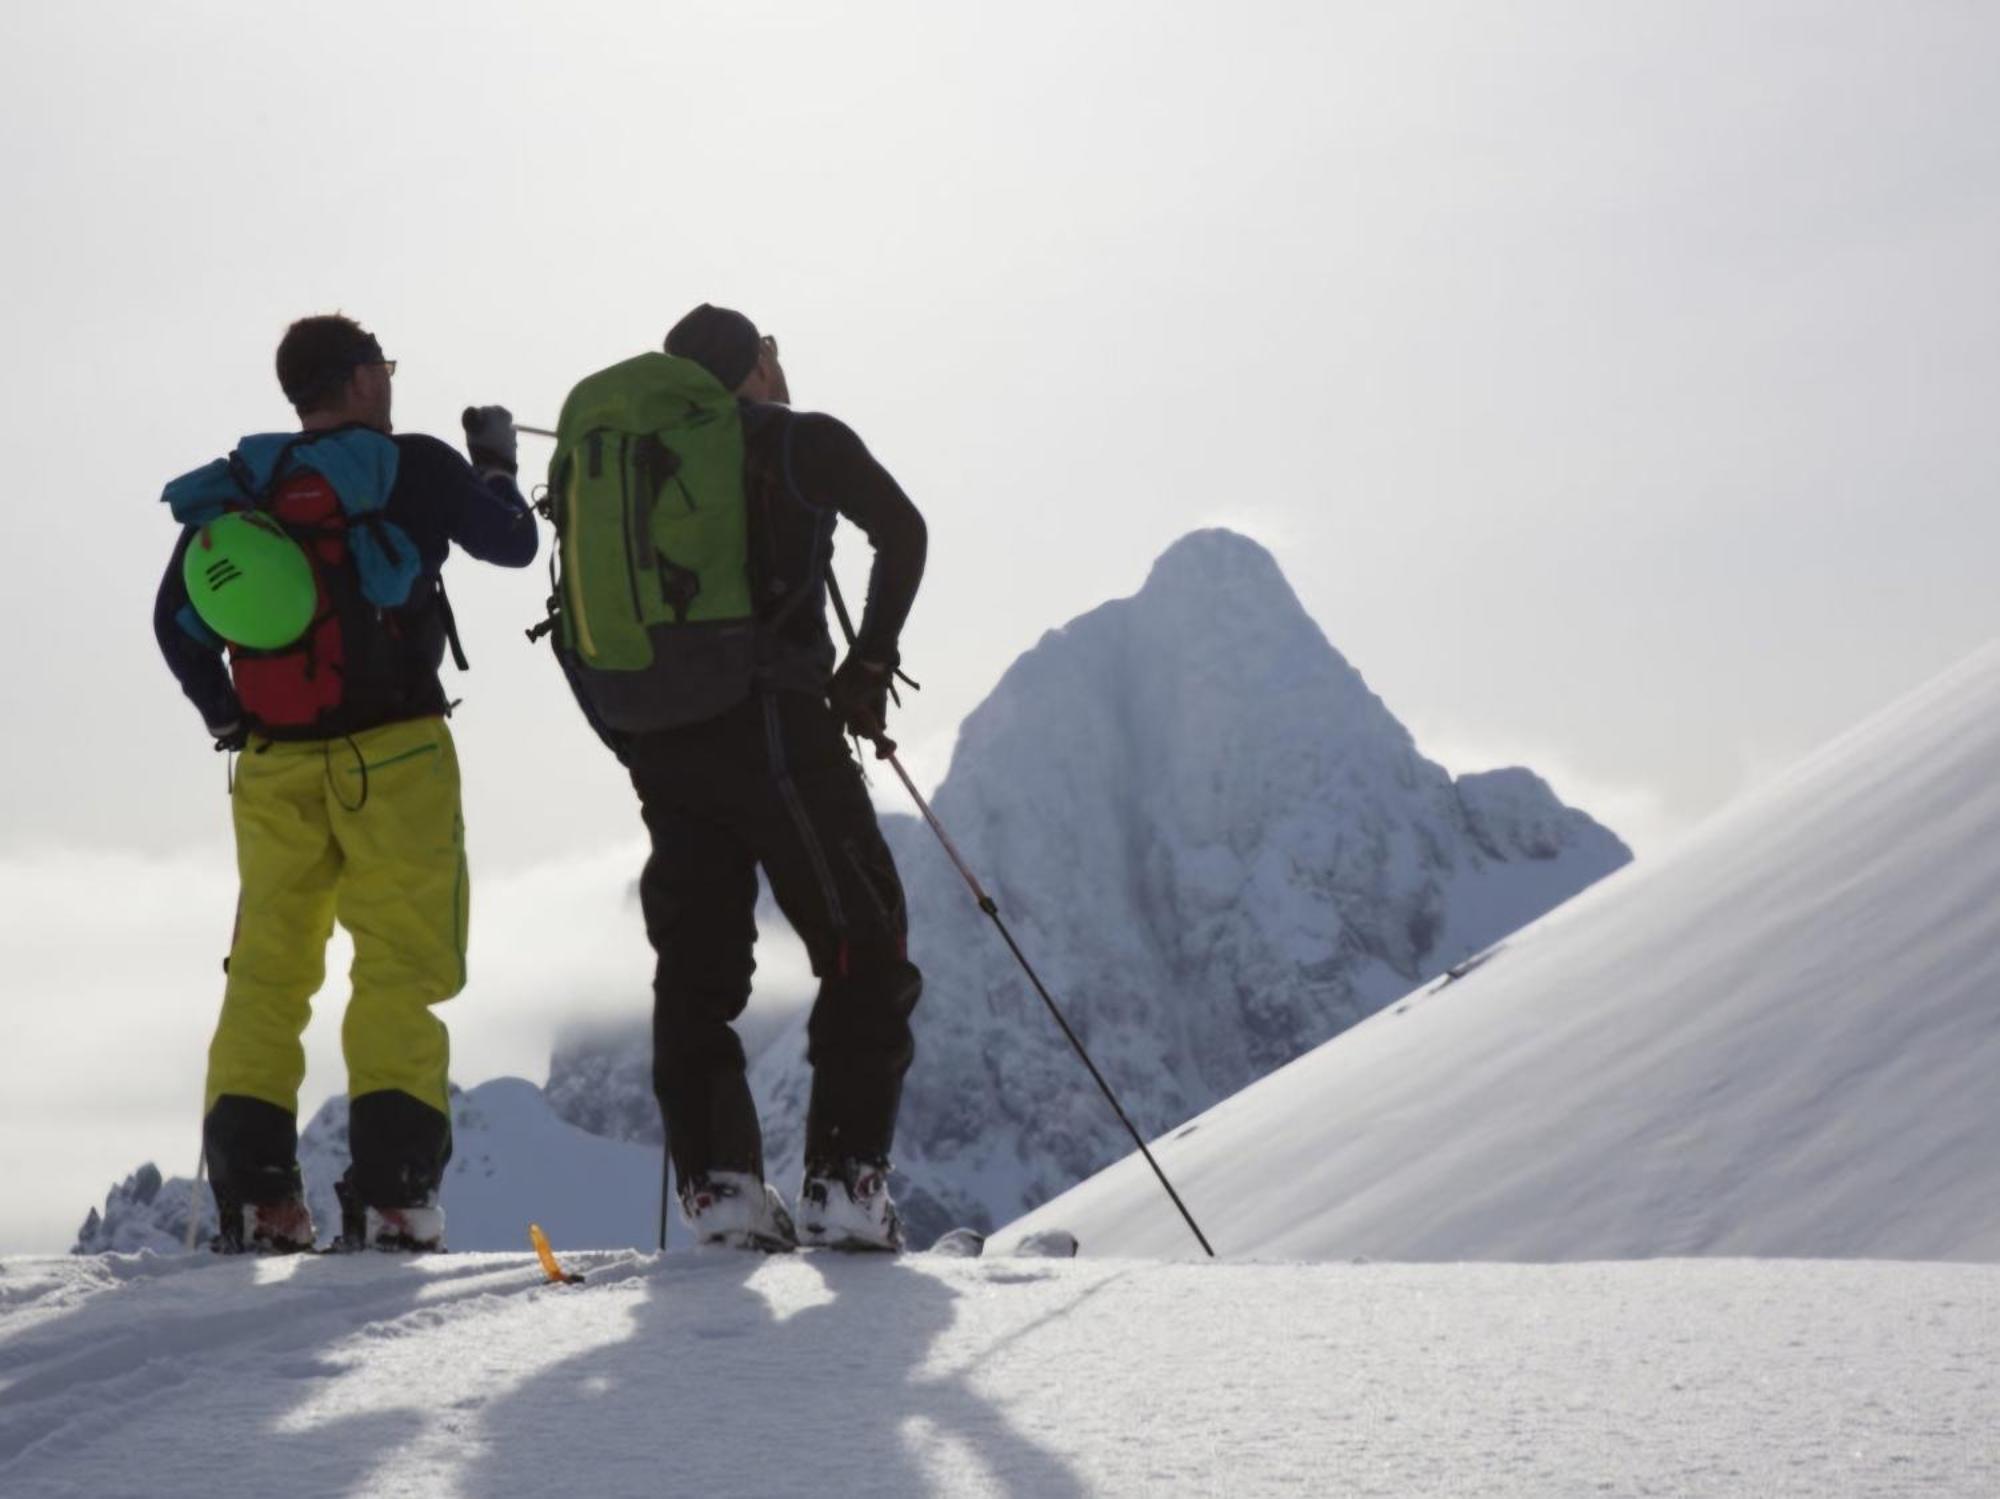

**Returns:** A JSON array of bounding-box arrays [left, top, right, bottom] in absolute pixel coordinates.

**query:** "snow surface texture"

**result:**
[[2, 1253, 1992, 1498], [740, 529, 1626, 1242], [1003, 644, 2000, 1262]]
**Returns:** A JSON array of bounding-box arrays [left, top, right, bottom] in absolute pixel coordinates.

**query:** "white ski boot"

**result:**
[[796, 1159, 904, 1252], [680, 1171, 797, 1252]]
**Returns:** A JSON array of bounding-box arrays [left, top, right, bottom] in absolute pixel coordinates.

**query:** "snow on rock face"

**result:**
[[71, 1163, 212, 1255], [545, 1025, 663, 1147], [752, 529, 1629, 1244], [1458, 767, 1579, 859], [1001, 642, 2000, 1263]]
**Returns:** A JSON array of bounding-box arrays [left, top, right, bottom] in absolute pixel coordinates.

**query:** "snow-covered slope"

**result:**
[[76, 1079, 662, 1254], [748, 529, 1628, 1241], [1002, 643, 2000, 1262], [3, 1252, 1992, 1498]]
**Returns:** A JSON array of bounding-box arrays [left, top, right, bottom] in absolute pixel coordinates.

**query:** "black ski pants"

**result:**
[[627, 690, 923, 1186]]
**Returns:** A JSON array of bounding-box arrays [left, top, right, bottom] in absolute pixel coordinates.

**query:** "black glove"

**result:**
[[461, 405, 518, 476], [208, 718, 249, 753], [828, 654, 893, 748]]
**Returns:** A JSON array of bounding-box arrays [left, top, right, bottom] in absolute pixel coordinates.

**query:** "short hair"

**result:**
[[275, 314, 384, 415]]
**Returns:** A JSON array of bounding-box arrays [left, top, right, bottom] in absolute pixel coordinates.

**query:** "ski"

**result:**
[[1011, 1228, 1080, 1258], [927, 1226, 1081, 1258], [928, 1227, 987, 1258]]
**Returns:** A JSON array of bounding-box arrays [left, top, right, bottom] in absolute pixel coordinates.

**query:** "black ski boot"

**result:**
[[210, 1194, 316, 1255]]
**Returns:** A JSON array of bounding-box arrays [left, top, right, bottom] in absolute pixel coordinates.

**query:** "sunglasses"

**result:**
[[760, 335, 779, 360]]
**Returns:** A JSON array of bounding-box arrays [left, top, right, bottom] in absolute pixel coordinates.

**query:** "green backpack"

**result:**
[[541, 352, 761, 731]]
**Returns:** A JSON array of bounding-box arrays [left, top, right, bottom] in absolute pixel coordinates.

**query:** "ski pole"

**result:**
[[517, 424, 557, 438], [184, 1146, 207, 1253], [668, 1151, 684, 1255], [875, 742, 1216, 1258]]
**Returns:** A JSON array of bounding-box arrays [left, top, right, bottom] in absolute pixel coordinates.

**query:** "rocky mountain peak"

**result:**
[[747, 531, 1632, 1242]]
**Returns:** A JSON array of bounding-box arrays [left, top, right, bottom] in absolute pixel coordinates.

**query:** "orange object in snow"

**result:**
[[528, 1223, 585, 1284]]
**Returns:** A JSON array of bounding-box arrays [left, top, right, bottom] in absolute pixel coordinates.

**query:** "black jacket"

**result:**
[[156, 431, 538, 735], [739, 401, 927, 694]]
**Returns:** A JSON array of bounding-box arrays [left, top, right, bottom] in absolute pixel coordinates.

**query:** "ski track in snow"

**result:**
[[2, 1253, 1994, 1498]]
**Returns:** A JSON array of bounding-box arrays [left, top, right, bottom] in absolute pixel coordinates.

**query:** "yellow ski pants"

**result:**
[[205, 716, 469, 1121]]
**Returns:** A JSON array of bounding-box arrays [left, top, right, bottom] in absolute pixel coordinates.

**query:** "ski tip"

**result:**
[[1010, 1229, 1080, 1259], [928, 1227, 988, 1258]]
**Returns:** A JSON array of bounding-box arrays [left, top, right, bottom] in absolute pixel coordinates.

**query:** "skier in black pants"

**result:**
[[610, 305, 926, 1250]]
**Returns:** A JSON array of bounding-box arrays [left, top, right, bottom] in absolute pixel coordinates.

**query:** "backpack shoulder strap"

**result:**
[[434, 576, 471, 672]]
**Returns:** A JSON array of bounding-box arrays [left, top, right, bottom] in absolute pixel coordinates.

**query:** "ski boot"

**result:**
[[212, 1195, 316, 1255], [334, 1179, 445, 1253], [680, 1170, 797, 1252], [796, 1158, 903, 1252]]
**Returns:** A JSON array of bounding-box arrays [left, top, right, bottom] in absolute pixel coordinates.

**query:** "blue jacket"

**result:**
[[156, 425, 538, 734]]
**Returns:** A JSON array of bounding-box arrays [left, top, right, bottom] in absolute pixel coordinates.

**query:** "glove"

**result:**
[[461, 405, 518, 476], [208, 719, 249, 753], [828, 653, 893, 747]]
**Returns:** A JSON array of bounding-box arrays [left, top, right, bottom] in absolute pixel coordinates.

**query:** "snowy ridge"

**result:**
[[2, 1253, 1991, 1497], [1001, 642, 2000, 1262], [750, 530, 1628, 1240]]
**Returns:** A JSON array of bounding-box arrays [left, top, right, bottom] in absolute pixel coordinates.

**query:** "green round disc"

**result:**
[[182, 511, 317, 649]]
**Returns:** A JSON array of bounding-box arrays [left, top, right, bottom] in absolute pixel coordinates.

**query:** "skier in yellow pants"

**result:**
[[156, 314, 537, 1252], [209, 718, 467, 1149]]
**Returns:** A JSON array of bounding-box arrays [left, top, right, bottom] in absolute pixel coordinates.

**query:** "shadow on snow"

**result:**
[[460, 1252, 1091, 1499]]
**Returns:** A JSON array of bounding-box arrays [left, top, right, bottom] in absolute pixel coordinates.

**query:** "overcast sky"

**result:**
[[4, 2, 1998, 1247]]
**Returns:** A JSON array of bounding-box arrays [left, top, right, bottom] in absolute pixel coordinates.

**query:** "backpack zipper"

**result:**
[[564, 452, 598, 657], [616, 434, 644, 621]]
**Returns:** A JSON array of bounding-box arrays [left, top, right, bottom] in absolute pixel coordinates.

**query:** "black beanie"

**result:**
[[664, 303, 761, 391]]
